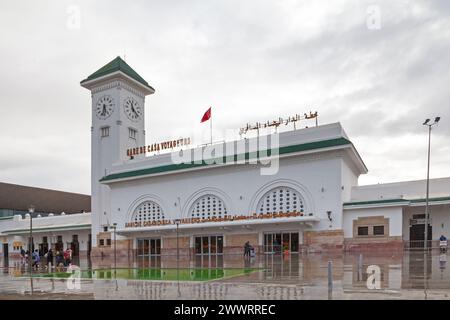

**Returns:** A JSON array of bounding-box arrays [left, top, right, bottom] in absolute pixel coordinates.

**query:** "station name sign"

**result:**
[[127, 137, 191, 157], [125, 211, 305, 228]]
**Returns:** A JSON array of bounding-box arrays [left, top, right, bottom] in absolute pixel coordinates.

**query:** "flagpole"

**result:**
[[210, 114, 213, 145]]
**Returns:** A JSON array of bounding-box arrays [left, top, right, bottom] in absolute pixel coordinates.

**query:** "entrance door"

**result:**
[[264, 232, 299, 254], [137, 238, 161, 256], [2, 244, 8, 258], [149, 239, 161, 255], [195, 235, 223, 255], [410, 224, 432, 248]]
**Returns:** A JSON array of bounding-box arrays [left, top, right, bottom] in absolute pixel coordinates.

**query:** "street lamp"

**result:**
[[28, 205, 35, 294], [112, 223, 117, 278], [174, 218, 181, 297], [423, 117, 440, 251], [174, 219, 181, 265]]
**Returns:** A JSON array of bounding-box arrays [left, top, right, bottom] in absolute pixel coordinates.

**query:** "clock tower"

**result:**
[[81, 57, 155, 251]]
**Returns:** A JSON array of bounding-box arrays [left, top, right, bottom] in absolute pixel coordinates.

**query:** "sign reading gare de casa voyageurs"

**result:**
[[127, 137, 191, 157]]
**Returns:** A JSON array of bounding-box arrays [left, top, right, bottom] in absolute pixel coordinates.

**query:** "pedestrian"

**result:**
[[20, 248, 26, 263], [56, 250, 64, 268], [64, 248, 71, 267], [32, 249, 40, 269], [46, 249, 54, 269], [244, 241, 251, 258]]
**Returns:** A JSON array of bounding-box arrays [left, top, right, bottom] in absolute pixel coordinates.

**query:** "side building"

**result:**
[[0, 182, 91, 258]]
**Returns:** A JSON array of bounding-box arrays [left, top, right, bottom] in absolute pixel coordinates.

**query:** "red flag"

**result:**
[[200, 107, 211, 123]]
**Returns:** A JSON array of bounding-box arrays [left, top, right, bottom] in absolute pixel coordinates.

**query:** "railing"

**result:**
[[404, 240, 446, 250]]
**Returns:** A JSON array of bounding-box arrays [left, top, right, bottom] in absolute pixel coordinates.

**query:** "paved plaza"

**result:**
[[1, 251, 450, 300]]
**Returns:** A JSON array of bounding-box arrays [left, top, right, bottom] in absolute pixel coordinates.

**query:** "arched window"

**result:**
[[256, 186, 304, 214], [189, 194, 228, 220], [132, 201, 164, 222]]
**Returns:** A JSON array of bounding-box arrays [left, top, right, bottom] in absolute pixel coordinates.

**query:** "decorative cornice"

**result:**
[[90, 80, 145, 98]]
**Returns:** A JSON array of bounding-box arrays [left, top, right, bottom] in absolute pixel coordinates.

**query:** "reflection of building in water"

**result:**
[[342, 253, 403, 290], [128, 281, 168, 300], [256, 285, 304, 300], [401, 252, 450, 290], [191, 283, 229, 300], [262, 254, 303, 282]]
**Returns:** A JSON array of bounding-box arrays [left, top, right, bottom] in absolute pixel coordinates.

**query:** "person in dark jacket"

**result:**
[[46, 249, 54, 268], [244, 241, 251, 258]]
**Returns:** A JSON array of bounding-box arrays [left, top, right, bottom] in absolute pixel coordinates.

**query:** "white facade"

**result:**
[[0, 213, 91, 256], [343, 178, 450, 246]]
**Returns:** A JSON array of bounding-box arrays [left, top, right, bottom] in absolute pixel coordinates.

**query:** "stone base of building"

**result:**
[[303, 230, 345, 252], [86, 231, 409, 257], [90, 239, 133, 257], [344, 237, 404, 252]]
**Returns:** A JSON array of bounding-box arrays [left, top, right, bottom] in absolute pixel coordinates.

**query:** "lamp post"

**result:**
[[422, 117, 440, 251], [421, 117, 440, 296], [28, 205, 35, 294], [174, 219, 181, 266], [112, 223, 117, 278], [174, 218, 181, 297]]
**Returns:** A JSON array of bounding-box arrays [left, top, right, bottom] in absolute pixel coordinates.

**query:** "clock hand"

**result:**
[[102, 105, 107, 116]]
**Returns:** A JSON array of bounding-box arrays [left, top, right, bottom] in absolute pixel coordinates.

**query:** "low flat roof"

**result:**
[[0, 182, 91, 214], [2, 223, 91, 235], [343, 196, 450, 209]]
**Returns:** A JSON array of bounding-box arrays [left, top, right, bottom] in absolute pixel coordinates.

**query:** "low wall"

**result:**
[[344, 236, 404, 252], [303, 230, 344, 252]]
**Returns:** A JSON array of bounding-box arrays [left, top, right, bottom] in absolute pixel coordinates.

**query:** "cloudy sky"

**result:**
[[0, 0, 449, 195]]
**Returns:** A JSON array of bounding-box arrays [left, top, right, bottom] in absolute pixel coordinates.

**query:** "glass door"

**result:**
[[137, 238, 160, 256], [264, 234, 273, 253], [195, 235, 223, 255], [210, 236, 217, 254], [264, 232, 300, 254]]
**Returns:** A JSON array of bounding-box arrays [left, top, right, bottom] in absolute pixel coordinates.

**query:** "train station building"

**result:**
[[1, 57, 449, 259]]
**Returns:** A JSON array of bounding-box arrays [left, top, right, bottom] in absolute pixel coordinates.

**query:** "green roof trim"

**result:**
[[3, 224, 91, 235], [344, 196, 450, 207], [343, 199, 409, 206], [81, 56, 154, 90], [101, 137, 351, 183], [410, 196, 450, 203]]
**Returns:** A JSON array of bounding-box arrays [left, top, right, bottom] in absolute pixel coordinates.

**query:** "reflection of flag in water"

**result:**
[[200, 107, 211, 123], [200, 107, 212, 144]]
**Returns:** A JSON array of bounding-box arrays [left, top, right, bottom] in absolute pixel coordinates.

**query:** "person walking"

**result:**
[[56, 250, 64, 270], [46, 249, 54, 269], [32, 249, 40, 269], [63, 248, 71, 267], [244, 241, 251, 258], [20, 248, 26, 263]]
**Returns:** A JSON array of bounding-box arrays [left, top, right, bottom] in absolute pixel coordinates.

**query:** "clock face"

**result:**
[[95, 95, 115, 120], [124, 97, 142, 121]]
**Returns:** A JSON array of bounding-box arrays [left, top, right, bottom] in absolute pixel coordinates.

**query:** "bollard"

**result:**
[[328, 260, 333, 300], [358, 253, 363, 280]]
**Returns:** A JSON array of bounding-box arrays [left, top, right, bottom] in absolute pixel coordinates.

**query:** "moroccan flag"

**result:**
[[200, 107, 212, 123]]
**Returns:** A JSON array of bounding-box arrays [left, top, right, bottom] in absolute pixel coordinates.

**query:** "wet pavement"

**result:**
[[1, 251, 450, 299]]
